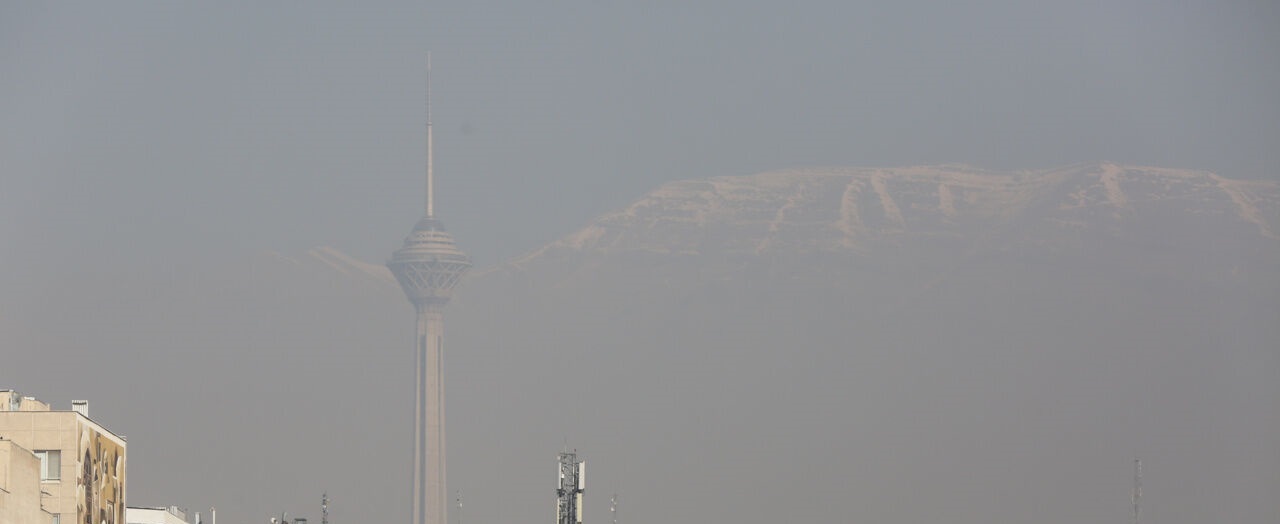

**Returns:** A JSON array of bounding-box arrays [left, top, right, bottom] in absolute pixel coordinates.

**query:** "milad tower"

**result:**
[[387, 55, 471, 524]]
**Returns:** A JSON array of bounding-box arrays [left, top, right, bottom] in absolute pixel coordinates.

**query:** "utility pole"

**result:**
[[1132, 459, 1142, 524]]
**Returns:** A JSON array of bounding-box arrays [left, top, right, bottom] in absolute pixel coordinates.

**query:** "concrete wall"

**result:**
[[0, 439, 54, 524]]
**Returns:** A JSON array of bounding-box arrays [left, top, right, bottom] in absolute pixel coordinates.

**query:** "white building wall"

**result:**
[[127, 506, 192, 524]]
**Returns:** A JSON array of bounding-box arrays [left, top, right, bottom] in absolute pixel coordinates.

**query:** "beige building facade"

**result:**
[[0, 390, 126, 524], [0, 438, 56, 524]]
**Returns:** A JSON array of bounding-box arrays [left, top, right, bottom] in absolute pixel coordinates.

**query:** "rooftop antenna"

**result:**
[[456, 489, 463, 524], [1132, 458, 1142, 524], [556, 451, 585, 524], [425, 52, 435, 218], [322, 492, 329, 524], [610, 493, 617, 524]]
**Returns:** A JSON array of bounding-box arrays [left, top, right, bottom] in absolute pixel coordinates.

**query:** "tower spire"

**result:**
[[426, 52, 435, 218]]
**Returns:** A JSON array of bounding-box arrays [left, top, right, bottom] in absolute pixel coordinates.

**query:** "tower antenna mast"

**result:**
[[426, 52, 435, 218]]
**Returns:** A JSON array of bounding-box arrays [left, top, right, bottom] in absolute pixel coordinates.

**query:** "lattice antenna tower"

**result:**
[[321, 492, 329, 524], [556, 451, 586, 524], [610, 493, 617, 524]]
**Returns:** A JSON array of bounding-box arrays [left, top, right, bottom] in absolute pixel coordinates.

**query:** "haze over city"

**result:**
[[2, 2, 1278, 524]]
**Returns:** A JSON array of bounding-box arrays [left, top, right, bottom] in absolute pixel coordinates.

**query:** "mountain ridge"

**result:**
[[491, 163, 1277, 276]]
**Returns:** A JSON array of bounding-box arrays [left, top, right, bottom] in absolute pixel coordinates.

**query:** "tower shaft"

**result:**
[[414, 305, 448, 524]]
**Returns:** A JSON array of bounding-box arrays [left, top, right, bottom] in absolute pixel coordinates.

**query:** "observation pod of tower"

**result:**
[[388, 217, 472, 307]]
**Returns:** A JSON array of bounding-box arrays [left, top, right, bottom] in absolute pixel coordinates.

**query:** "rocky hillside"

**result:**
[[506, 163, 1277, 263]]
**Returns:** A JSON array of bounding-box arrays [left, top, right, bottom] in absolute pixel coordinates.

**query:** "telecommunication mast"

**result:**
[[556, 451, 586, 524]]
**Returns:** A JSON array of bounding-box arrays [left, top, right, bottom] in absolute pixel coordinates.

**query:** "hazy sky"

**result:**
[[2, 1, 1278, 270], [3, 3, 1279, 523]]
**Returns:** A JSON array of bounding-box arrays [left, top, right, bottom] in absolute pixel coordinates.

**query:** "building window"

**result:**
[[51, 515, 61, 524], [36, 450, 61, 481]]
